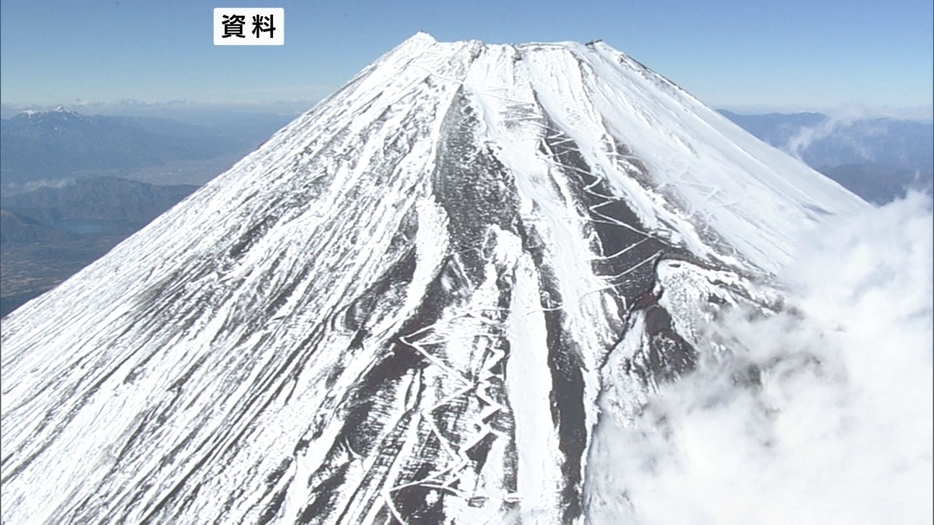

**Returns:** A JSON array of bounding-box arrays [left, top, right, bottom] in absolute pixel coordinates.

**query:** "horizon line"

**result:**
[[3, 100, 933, 123]]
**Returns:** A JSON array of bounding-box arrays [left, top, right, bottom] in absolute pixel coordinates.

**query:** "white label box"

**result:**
[[214, 8, 284, 46]]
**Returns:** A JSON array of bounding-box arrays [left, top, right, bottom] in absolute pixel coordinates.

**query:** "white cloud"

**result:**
[[587, 192, 933, 524], [783, 109, 868, 162]]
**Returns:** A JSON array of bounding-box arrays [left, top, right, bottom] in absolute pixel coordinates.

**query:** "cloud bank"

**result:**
[[587, 192, 933, 524]]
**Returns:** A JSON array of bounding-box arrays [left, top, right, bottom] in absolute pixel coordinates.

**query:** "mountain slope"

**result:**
[[0, 177, 199, 318], [0, 33, 867, 524]]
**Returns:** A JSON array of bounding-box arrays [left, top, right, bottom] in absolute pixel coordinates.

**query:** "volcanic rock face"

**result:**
[[0, 34, 866, 524]]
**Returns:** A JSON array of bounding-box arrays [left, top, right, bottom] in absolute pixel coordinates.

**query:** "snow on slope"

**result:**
[[1, 33, 868, 524]]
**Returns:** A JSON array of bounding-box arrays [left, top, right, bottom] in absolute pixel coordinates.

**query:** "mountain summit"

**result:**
[[1, 34, 866, 524]]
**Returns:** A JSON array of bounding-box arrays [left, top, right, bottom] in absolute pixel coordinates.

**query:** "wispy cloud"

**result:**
[[782, 108, 874, 162], [2, 178, 76, 195]]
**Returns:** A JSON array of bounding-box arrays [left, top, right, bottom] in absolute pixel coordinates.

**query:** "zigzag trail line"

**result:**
[[388, 305, 513, 520]]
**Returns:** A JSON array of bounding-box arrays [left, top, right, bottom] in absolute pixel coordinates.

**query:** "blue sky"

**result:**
[[1, 0, 932, 116]]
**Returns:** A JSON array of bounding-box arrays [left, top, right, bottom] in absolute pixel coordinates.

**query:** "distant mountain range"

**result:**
[[0, 107, 233, 185], [1, 175, 197, 226], [719, 110, 933, 204], [0, 106, 298, 189]]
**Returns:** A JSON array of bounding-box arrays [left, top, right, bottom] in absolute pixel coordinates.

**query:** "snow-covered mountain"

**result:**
[[1, 33, 868, 524]]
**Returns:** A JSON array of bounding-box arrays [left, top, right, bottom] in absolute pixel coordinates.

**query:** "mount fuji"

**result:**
[[1, 33, 870, 524]]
